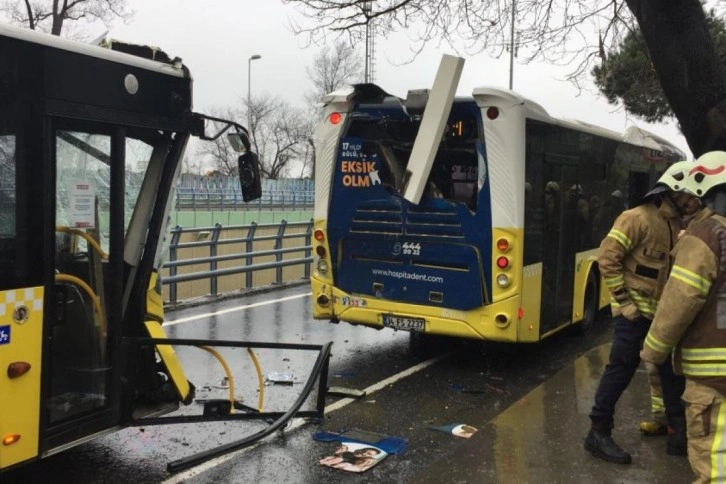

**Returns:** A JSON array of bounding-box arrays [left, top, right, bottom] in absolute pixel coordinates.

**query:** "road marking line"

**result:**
[[164, 293, 311, 326], [162, 352, 448, 483]]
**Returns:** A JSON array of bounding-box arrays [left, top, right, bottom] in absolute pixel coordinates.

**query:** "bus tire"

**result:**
[[577, 271, 599, 335]]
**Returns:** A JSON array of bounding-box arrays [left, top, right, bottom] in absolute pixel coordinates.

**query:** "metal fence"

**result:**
[[174, 188, 314, 211], [161, 219, 313, 304]]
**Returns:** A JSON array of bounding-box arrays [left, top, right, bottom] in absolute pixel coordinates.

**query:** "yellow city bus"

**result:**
[[309, 77, 685, 343], [0, 24, 330, 474]]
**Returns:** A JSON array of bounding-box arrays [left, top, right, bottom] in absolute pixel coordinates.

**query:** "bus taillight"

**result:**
[[314, 230, 325, 241], [2, 434, 20, 446], [496, 256, 509, 269], [330, 112, 342, 125], [486, 107, 499, 120], [496, 238, 510, 252], [7, 361, 31, 378], [315, 246, 326, 257]]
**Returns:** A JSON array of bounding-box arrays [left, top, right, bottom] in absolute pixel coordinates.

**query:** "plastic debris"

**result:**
[[429, 423, 478, 439], [265, 372, 294, 385], [328, 386, 366, 399]]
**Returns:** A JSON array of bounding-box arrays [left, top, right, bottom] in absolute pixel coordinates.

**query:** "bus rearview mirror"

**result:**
[[238, 152, 262, 202], [227, 132, 250, 153]]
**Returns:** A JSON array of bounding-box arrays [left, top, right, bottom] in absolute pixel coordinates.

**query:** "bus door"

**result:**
[[43, 119, 128, 449], [541, 154, 579, 334]]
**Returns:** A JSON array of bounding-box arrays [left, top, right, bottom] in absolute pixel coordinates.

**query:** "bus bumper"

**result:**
[[311, 277, 524, 342]]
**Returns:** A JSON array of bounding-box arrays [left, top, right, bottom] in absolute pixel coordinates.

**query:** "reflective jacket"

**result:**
[[642, 208, 726, 395], [598, 197, 681, 319]]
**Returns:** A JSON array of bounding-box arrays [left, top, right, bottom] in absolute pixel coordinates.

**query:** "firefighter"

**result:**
[[641, 151, 726, 482], [585, 160, 700, 464], [640, 361, 669, 436]]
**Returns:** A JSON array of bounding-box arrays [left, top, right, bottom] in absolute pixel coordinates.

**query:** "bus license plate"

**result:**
[[382, 315, 425, 332]]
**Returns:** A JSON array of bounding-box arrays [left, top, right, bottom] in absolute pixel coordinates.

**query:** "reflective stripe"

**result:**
[[629, 290, 657, 316], [604, 275, 625, 288], [682, 347, 726, 361], [682, 362, 726, 376], [645, 332, 672, 355], [712, 400, 726, 481], [670, 265, 711, 296], [607, 229, 632, 250]]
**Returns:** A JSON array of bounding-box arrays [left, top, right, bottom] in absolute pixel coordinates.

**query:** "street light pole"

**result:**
[[248, 54, 261, 131], [509, 0, 516, 90]]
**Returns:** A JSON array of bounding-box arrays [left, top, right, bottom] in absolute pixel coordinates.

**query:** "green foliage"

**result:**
[[593, 10, 726, 123]]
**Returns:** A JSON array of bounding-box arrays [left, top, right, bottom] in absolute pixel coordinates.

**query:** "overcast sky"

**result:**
[[81, 0, 690, 158]]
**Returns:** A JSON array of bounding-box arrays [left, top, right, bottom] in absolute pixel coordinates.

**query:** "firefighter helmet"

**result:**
[[643, 160, 697, 199], [687, 151, 726, 197]]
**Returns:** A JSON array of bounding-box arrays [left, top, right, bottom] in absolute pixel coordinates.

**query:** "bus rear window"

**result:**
[[344, 112, 480, 211]]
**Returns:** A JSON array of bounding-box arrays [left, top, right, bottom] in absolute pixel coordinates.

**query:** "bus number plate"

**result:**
[[382, 315, 425, 332]]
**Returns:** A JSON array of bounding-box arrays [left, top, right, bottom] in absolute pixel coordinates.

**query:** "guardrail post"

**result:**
[[304, 218, 313, 279], [210, 223, 222, 296], [275, 220, 287, 284], [245, 222, 257, 288], [168, 225, 183, 304]]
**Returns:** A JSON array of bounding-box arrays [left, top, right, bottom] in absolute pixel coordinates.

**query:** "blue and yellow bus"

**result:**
[[310, 81, 685, 343]]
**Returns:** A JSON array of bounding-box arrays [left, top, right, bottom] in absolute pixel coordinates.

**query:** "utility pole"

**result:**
[[509, 0, 516, 90], [363, 1, 376, 83]]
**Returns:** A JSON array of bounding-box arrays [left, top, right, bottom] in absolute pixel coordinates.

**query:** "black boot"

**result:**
[[584, 428, 632, 464], [666, 416, 688, 456]]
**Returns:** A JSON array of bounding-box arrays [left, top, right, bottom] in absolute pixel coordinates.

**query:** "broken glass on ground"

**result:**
[[265, 372, 294, 385]]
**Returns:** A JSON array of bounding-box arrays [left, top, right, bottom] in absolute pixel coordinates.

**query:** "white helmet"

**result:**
[[643, 160, 697, 198], [687, 151, 726, 197]]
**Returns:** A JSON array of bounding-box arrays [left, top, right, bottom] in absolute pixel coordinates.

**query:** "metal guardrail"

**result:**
[[174, 189, 314, 211], [162, 219, 313, 304]]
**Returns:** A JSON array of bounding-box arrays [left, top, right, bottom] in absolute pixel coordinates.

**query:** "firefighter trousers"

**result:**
[[590, 315, 685, 428], [683, 379, 726, 483]]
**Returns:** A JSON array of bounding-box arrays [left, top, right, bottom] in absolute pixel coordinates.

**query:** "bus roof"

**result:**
[[473, 86, 685, 156], [0, 22, 186, 78]]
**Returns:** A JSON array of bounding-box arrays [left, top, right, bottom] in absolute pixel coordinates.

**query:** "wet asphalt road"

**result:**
[[4, 284, 614, 484]]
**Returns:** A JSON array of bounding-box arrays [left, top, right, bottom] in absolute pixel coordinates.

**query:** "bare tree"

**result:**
[[0, 0, 132, 36], [246, 94, 312, 179], [194, 108, 243, 177], [283, 0, 726, 156], [305, 40, 363, 106]]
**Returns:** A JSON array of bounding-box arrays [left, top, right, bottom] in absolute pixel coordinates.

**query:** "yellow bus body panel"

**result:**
[[144, 321, 190, 402], [0, 287, 44, 469]]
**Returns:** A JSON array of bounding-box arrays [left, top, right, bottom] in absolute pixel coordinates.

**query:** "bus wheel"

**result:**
[[577, 272, 599, 335]]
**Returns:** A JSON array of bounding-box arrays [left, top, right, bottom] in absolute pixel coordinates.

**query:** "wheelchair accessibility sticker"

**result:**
[[0, 325, 9, 345]]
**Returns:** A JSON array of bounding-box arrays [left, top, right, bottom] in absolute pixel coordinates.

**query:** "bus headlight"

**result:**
[[317, 259, 329, 274], [496, 274, 510, 288]]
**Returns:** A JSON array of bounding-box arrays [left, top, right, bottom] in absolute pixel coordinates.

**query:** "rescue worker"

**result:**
[[641, 151, 726, 482], [585, 160, 700, 464], [640, 362, 669, 436]]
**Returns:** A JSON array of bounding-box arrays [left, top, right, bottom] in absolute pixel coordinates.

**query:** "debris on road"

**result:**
[[327, 386, 366, 398], [429, 423, 478, 439], [265, 372, 294, 385]]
